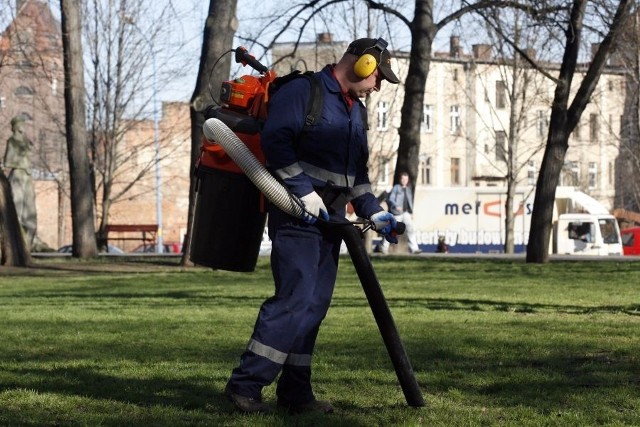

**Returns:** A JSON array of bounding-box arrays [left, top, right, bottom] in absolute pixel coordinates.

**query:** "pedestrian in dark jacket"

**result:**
[[375, 172, 422, 254]]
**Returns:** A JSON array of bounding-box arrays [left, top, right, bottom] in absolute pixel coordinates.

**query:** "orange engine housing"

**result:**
[[220, 75, 263, 110], [198, 70, 276, 174]]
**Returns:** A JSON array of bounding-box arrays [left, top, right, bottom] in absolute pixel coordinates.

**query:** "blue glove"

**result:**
[[370, 211, 398, 243], [300, 192, 330, 224]]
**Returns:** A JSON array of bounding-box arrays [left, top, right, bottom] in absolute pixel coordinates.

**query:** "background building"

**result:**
[[0, 0, 191, 251], [273, 34, 628, 212]]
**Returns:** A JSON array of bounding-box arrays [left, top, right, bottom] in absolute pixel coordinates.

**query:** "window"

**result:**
[[450, 105, 460, 134], [130, 147, 139, 166], [377, 158, 389, 185], [495, 80, 506, 109], [609, 114, 613, 135], [453, 68, 458, 81], [15, 86, 34, 96], [588, 162, 597, 189], [561, 161, 579, 186], [573, 120, 581, 139], [589, 113, 599, 141], [18, 59, 33, 69], [527, 160, 536, 186], [600, 218, 619, 244], [608, 162, 613, 185], [536, 110, 547, 137], [495, 131, 507, 162], [620, 115, 625, 137], [0, 96, 5, 108], [451, 157, 460, 185], [419, 155, 432, 185], [568, 222, 595, 243], [421, 104, 433, 133], [376, 101, 388, 131]]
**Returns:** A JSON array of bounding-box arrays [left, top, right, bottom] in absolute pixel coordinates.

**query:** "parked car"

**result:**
[[57, 244, 124, 254], [130, 242, 182, 254], [621, 227, 640, 255]]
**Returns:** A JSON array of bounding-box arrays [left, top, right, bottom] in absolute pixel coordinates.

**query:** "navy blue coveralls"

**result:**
[[226, 65, 383, 405]]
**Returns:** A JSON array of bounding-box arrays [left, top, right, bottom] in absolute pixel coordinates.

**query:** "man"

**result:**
[[375, 172, 421, 254], [224, 38, 401, 414], [3, 116, 37, 248]]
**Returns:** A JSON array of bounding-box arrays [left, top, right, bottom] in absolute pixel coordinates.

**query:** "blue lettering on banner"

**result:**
[[444, 200, 533, 216]]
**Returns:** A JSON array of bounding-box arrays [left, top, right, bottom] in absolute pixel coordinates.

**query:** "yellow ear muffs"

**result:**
[[353, 53, 378, 78]]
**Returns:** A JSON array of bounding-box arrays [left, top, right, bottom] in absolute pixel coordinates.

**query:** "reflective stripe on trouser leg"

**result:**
[[227, 207, 339, 399], [277, 217, 342, 404], [244, 338, 312, 366]]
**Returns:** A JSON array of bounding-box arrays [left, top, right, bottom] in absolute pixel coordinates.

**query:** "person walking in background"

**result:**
[[224, 37, 401, 414], [375, 172, 421, 254]]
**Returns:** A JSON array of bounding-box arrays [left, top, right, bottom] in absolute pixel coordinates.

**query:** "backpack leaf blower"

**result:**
[[189, 47, 277, 273]]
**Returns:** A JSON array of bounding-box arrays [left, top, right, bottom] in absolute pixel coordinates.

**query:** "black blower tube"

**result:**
[[323, 218, 425, 408]]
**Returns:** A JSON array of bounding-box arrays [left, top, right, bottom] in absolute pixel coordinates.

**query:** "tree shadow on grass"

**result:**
[[331, 295, 640, 316], [2, 365, 224, 411], [320, 341, 640, 420], [1, 366, 385, 427]]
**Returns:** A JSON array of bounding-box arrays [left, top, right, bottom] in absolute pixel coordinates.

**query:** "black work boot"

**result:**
[[225, 384, 272, 413]]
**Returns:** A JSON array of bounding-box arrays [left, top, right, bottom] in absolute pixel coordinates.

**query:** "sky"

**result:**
[[0, 0, 474, 106], [6, 0, 596, 107]]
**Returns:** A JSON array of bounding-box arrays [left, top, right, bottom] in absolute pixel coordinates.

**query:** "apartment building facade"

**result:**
[[273, 34, 627, 211]]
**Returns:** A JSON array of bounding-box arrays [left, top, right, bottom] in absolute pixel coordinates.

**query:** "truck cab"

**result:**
[[554, 213, 623, 256]]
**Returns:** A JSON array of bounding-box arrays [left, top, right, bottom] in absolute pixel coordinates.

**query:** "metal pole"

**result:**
[[125, 17, 163, 253], [150, 46, 163, 253]]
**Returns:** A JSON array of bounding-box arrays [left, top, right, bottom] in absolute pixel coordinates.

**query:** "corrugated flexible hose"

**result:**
[[202, 118, 305, 219]]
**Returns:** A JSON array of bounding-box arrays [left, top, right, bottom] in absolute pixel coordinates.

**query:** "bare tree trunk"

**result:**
[[504, 48, 522, 254], [60, 0, 98, 258], [181, 0, 238, 266], [0, 170, 31, 266], [394, 0, 436, 188]]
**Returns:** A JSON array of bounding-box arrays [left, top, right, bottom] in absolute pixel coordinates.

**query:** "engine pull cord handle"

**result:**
[[235, 46, 268, 74]]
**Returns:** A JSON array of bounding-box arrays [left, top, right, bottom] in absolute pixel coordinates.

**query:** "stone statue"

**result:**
[[3, 116, 37, 247]]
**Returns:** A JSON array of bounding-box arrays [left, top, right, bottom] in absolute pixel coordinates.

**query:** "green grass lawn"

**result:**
[[0, 256, 638, 426]]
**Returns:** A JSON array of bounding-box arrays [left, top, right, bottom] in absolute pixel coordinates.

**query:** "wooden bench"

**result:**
[[105, 224, 158, 250]]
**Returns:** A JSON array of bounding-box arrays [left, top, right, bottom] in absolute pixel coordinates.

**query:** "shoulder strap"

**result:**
[[300, 72, 368, 130], [300, 71, 323, 127], [268, 70, 323, 128]]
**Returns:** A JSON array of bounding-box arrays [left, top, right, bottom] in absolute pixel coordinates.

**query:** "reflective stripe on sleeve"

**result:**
[[275, 162, 305, 180], [351, 183, 373, 199], [299, 161, 355, 187]]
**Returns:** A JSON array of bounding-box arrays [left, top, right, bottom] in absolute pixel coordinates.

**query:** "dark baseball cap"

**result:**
[[346, 38, 400, 84]]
